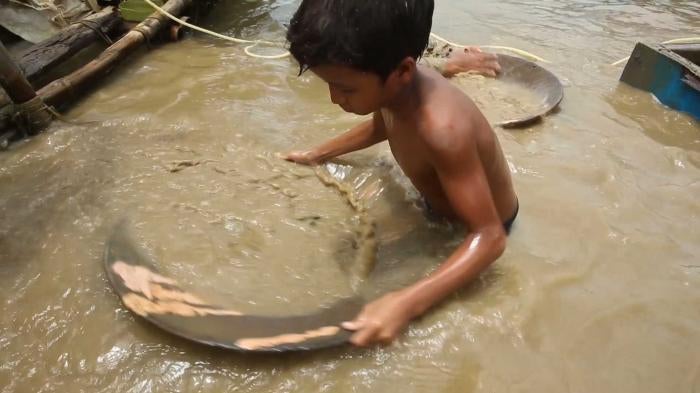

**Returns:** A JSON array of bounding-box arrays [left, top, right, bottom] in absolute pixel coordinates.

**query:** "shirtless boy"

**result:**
[[282, 0, 518, 346]]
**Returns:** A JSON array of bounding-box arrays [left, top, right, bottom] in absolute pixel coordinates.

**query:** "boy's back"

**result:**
[[378, 64, 518, 222]]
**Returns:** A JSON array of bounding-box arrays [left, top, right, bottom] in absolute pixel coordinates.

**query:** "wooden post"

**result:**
[[0, 41, 52, 134], [0, 42, 37, 104]]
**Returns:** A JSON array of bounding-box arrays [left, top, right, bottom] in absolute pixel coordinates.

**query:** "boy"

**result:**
[[283, 0, 518, 346]]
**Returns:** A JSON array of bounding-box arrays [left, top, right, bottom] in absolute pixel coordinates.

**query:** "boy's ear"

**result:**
[[395, 56, 417, 83], [386, 57, 417, 87]]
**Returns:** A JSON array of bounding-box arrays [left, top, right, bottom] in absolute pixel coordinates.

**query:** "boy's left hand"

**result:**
[[342, 289, 417, 346], [443, 46, 501, 78], [279, 150, 320, 165]]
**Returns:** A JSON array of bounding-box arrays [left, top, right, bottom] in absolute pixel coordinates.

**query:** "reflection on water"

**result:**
[[1, 0, 699, 392], [606, 84, 700, 153]]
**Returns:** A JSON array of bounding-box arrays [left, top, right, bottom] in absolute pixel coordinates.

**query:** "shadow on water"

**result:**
[[0, 130, 112, 274], [201, 0, 294, 37]]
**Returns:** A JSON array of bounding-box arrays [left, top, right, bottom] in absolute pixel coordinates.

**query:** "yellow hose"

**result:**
[[429, 32, 551, 63], [142, 3, 552, 65], [610, 37, 700, 66], [143, 1, 700, 69], [143, 0, 291, 59]]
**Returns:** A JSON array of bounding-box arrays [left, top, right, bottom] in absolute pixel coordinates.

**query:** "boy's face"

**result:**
[[311, 65, 391, 116]]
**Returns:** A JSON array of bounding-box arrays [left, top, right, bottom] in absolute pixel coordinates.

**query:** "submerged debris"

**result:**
[[164, 158, 216, 173]]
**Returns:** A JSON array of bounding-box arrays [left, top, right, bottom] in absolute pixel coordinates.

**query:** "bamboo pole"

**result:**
[[37, 0, 193, 108], [0, 7, 120, 131]]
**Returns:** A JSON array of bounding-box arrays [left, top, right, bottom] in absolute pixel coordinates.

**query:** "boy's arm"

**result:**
[[402, 139, 507, 312], [283, 111, 387, 165], [343, 134, 506, 346]]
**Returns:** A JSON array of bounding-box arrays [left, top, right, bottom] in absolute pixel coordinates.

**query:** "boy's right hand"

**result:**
[[279, 150, 320, 166]]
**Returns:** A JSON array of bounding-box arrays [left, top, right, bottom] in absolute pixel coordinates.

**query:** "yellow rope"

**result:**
[[429, 32, 551, 63], [610, 37, 700, 66], [142, 0, 291, 59], [243, 43, 291, 60], [661, 37, 700, 45]]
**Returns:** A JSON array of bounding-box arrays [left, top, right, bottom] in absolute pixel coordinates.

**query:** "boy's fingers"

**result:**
[[279, 152, 295, 160], [377, 331, 396, 345], [468, 68, 488, 77], [350, 326, 379, 347], [341, 320, 362, 331], [473, 66, 499, 77], [485, 63, 500, 73]]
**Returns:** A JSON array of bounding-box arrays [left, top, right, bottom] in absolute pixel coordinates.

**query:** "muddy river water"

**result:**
[[1, 0, 699, 392]]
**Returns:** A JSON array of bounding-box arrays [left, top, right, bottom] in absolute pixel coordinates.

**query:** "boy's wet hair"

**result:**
[[286, 0, 434, 80]]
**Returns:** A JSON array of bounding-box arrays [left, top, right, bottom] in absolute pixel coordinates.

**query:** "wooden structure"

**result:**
[[0, 6, 121, 130], [37, 0, 191, 109], [16, 7, 122, 85], [0, 0, 192, 141]]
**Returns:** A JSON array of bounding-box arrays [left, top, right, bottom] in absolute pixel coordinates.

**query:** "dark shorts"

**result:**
[[502, 201, 519, 234], [424, 199, 519, 234]]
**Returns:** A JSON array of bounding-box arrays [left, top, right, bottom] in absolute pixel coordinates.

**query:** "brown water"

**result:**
[[1, 1, 700, 392]]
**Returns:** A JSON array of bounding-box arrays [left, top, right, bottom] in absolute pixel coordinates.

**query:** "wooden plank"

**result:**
[[666, 43, 700, 67], [16, 7, 122, 85]]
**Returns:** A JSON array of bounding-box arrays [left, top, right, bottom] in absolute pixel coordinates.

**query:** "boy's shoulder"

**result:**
[[416, 113, 476, 155], [416, 72, 481, 152]]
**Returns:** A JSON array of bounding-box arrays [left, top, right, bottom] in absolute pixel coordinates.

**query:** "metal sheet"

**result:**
[[620, 43, 700, 120]]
